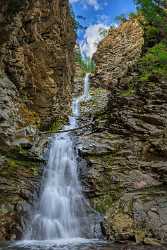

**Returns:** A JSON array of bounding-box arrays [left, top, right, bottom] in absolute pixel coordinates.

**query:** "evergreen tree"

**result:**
[[135, 0, 167, 39]]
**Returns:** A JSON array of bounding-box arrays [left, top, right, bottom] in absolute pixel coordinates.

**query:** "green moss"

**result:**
[[4, 157, 41, 178], [92, 194, 114, 213], [7, 159, 18, 169], [31, 165, 39, 176], [119, 81, 135, 97], [135, 229, 146, 243], [49, 118, 67, 133], [6, 145, 31, 161], [92, 189, 122, 214], [120, 88, 135, 97]]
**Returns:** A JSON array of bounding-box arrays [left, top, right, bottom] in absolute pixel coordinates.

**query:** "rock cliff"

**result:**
[[0, 0, 75, 240], [92, 20, 144, 89], [78, 19, 167, 245]]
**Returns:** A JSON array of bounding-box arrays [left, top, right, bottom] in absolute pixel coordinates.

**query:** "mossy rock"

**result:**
[[112, 213, 134, 234], [3, 157, 41, 177], [48, 117, 68, 133], [92, 194, 118, 214]]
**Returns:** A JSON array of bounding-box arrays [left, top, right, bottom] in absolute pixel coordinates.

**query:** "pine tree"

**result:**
[[135, 0, 167, 37]]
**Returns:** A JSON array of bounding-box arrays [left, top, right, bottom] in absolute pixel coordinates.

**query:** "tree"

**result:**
[[135, 0, 167, 37]]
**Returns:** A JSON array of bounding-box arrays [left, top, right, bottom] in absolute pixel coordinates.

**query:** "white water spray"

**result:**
[[25, 73, 100, 240]]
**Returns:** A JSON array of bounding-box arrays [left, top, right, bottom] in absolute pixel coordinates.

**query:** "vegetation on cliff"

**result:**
[[82, 0, 167, 244], [116, 0, 167, 94], [134, 0, 167, 85], [75, 47, 95, 76]]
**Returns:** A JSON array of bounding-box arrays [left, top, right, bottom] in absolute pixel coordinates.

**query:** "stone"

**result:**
[[91, 19, 144, 89]]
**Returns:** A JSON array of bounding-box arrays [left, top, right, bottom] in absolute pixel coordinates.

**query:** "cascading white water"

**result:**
[[72, 73, 90, 118], [83, 73, 90, 100], [25, 73, 100, 240]]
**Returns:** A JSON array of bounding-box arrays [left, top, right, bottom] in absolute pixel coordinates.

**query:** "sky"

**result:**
[[70, 0, 136, 58]]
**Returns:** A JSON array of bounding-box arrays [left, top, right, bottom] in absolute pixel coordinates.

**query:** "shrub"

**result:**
[[135, 0, 167, 38], [137, 42, 167, 82], [143, 25, 161, 49]]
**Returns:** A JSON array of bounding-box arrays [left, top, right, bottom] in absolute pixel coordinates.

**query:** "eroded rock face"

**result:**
[[92, 20, 144, 89], [78, 20, 167, 245], [0, 0, 75, 127], [0, 0, 75, 240]]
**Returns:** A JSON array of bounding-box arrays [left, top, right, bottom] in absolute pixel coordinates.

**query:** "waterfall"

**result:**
[[83, 73, 90, 100], [25, 73, 100, 240], [72, 73, 90, 118]]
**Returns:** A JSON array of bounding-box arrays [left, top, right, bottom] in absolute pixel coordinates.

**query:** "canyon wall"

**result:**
[[79, 19, 167, 245], [0, 0, 75, 240]]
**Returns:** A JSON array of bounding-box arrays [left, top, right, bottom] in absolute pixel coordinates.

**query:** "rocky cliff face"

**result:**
[[78, 20, 167, 245], [92, 20, 144, 89], [0, 0, 75, 127], [0, 0, 75, 240]]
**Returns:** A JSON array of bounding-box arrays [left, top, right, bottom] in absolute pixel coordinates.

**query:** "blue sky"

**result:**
[[70, 0, 136, 57]]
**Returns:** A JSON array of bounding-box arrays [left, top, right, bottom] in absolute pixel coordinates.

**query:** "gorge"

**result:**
[[0, 0, 167, 250]]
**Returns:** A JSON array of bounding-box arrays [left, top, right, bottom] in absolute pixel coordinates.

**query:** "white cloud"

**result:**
[[70, 0, 100, 10], [80, 23, 109, 58]]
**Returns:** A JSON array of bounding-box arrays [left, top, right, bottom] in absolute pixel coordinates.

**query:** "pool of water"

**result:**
[[0, 239, 166, 250]]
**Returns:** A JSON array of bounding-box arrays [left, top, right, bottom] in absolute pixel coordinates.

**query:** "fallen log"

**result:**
[[40, 121, 94, 134]]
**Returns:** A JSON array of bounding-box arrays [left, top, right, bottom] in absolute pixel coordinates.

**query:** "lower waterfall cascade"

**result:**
[[24, 73, 102, 241]]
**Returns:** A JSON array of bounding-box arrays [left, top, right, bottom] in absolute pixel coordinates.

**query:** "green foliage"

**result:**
[[75, 48, 96, 76], [135, 0, 167, 37], [49, 118, 67, 132], [137, 42, 167, 82], [143, 25, 161, 49], [120, 82, 135, 97]]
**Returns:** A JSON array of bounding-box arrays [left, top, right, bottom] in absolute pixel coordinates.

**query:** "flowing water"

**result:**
[[3, 74, 160, 249], [24, 73, 100, 241], [0, 74, 105, 249]]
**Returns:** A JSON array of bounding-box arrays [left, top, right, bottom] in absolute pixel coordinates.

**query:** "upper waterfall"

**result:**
[[72, 73, 90, 119]]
